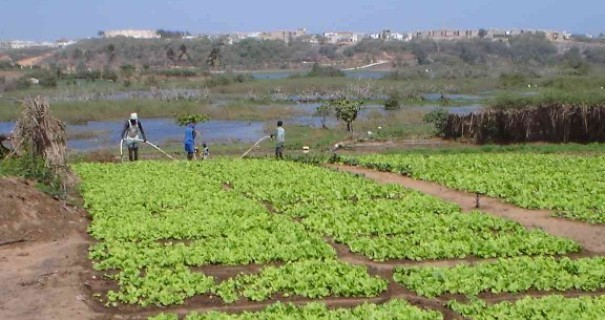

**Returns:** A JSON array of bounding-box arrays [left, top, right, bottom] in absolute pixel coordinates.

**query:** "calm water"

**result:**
[[422, 93, 482, 101], [0, 119, 267, 151], [250, 70, 389, 80], [0, 100, 483, 151]]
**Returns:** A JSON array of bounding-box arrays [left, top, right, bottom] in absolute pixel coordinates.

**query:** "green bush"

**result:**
[[384, 94, 401, 110], [306, 63, 345, 77], [15, 77, 31, 90], [39, 74, 58, 87], [498, 73, 527, 88], [423, 108, 448, 136]]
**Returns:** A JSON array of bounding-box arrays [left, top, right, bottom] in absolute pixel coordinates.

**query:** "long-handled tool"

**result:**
[[240, 135, 270, 158], [120, 138, 176, 161], [146, 140, 176, 160]]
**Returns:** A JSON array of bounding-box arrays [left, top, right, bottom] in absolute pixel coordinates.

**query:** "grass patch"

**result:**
[[0, 156, 64, 197], [0, 99, 305, 124], [491, 89, 605, 109]]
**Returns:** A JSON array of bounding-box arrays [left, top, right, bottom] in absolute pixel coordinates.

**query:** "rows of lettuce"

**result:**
[[148, 295, 605, 320], [75, 160, 586, 311], [208, 160, 605, 319], [392, 255, 605, 319], [76, 161, 389, 307], [212, 160, 578, 261], [149, 300, 443, 320], [341, 153, 605, 223], [448, 295, 605, 320]]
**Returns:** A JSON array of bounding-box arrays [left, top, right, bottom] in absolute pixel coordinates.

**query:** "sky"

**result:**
[[0, 0, 602, 41]]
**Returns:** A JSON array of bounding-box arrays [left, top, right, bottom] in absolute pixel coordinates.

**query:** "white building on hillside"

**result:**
[[104, 29, 160, 39], [323, 32, 360, 44]]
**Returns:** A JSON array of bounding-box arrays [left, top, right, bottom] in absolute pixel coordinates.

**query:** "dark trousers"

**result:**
[[275, 145, 284, 159], [128, 147, 139, 161]]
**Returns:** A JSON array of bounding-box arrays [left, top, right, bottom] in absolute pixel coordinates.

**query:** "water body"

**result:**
[[0, 119, 267, 151], [250, 70, 389, 80], [422, 93, 482, 101], [0, 100, 484, 151]]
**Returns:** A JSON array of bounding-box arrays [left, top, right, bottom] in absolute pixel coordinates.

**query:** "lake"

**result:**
[[0, 102, 483, 151], [0, 119, 267, 151], [250, 70, 390, 80]]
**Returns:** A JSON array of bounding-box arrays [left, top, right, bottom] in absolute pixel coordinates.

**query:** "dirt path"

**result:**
[[0, 232, 99, 320], [16, 51, 56, 67], [329, 164, 605, 254]]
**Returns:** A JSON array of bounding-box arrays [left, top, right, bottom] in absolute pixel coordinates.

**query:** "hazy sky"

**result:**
[[0, 0, 602, 41]]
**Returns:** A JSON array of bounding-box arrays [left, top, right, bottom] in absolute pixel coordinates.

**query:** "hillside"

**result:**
[[31, 34, 605, 72]]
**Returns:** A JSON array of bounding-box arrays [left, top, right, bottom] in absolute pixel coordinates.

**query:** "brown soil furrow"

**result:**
[[328, 164, 605, 253]]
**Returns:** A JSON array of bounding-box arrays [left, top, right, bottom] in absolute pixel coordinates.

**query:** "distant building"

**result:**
[[323, 32, 360, 44], [260, 28, 306, 42], [104, 29, 160, 39], [0, 40, 57, 49], [374, 30, 411, 41], [413, 29, 479, 40], [55, 38, 76, 47]]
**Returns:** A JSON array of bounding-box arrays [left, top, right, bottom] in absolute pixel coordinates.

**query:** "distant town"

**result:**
[[1, 27, 603, 50]]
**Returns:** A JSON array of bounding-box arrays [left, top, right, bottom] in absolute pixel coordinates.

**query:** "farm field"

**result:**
[[73, 159, 605, 319], [341, 153, 605, 223]]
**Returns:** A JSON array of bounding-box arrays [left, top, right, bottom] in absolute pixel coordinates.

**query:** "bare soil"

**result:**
[[0, 178, 99, 320], [329, 164, 605, 254], [0, 178, 85, 244]]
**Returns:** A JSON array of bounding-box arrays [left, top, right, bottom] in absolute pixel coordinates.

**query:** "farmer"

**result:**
[[270, 120, 285, 159], [121, 113, 147, 161], [184, 122, 197, 160]]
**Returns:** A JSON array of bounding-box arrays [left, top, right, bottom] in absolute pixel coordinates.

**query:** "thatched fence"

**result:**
[[444, 105, 605, 144], [8, 96, 76, 191]]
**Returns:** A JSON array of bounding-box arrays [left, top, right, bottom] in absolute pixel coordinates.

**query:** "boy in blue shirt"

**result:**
[[184, 122, 197, 160]]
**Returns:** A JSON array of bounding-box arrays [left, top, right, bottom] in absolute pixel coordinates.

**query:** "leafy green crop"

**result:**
[[395, 256, 605, 297], [448, 295, 605, 319], [149, 299, 443, 320], [74, 161, 394, 307], [217, 160, 578, 260], [213, 259, 387, 303], [343, 153, 605, 223], [73, 159, 582, 309]]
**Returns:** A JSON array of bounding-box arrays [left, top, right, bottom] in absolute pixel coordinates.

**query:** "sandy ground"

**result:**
[[0, 177, 99, 320]]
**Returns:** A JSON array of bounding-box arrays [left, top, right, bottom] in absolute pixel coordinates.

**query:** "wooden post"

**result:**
[[475, 192, 480, 208]]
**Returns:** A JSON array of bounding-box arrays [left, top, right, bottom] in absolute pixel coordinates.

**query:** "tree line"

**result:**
[[41, 33, 605, 72]]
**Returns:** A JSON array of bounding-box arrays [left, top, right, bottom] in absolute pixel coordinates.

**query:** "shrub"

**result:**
[[384, 93, 401, 110], [498, 73, 527, 88], [423, 108, 448, 136], [307, 63, 345, 77]]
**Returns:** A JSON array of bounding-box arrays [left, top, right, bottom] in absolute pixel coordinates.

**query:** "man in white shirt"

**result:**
[[271, 120, 285, 159]]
